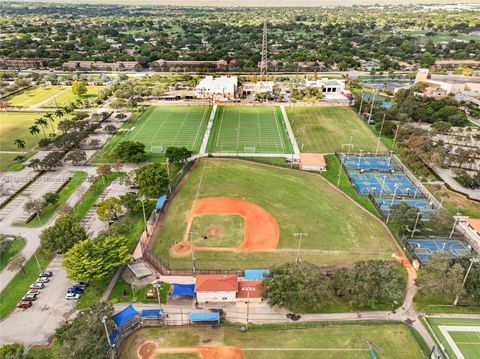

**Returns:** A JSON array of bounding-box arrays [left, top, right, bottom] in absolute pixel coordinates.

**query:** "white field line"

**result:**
[[171, 107, 191, 147], [242, 348, 370, 351], [199, 105, 217, 155], [192, 106, 209, 151], [272, 106, 286, 152], [150, 107, 173, 148], [438, 325, 480, 359]]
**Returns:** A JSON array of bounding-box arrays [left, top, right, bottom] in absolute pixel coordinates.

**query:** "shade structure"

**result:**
[[112, 304, 139, 327], [188, 312, 220, 322], [244, 269, 269, 280], [109, 330, 119, 345], [171, 283, 195, 297], [156, 195, 168, 210], [141, 309, 162, 317]]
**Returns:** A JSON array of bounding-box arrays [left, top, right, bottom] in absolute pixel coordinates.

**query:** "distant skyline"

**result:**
[[7, 0, 480, 7]]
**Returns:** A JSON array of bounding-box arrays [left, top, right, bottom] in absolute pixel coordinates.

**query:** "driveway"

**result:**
[[0, 255, 74, 345]]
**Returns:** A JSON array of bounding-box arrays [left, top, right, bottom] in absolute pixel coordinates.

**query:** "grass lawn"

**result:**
[[0, 250, 54, 320], [426, 317, 480, 359], [399, 29, 479, 44], [14, 171, 87, 227], [207, 106, 293, 154], [152, 159, 395, 270], [422, 305, 480, 315], [7, 86, 67, 108], [107, 276, 170, 304], [120, 323, 425, 359], [287, 106, 384, 153], [426, 184, 480, 218], [43, 85, 105, 108], [0, 236, 26, 271], [191, 214, 244, 247], [0, 111, 54, 152], [0, 153, 21, 171]]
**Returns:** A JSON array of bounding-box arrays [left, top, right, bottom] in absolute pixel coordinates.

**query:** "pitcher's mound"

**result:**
[[208, 225, 223, 236]]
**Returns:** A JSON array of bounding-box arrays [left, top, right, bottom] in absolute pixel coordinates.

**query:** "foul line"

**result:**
[[438, 325, 480, 359]]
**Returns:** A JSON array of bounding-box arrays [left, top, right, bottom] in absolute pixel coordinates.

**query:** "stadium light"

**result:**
[[449, 217, 459, 239], [294, 232, 308, 264], [358, 92, 364, 116], [188, 230, 198, 276], [140, 195, 148, 236], [454, 257, 479, 306], [101, 316, 112, 348], [153, 283, 162, 310], [411, 212, 421, 239]]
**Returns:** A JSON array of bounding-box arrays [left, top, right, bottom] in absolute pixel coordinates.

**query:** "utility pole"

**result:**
[[375, 113, 386, 156], [140, 195, 148, 236], [294, 233, 308, 264], [411, 212, 421, 239], [188, 230, 197, 276], [154, 283, 162, 309], [449, 217, 459, 239], [102, 316, 112, 349], [392, 124, 400, 149], [358, 91, 364, 116], [454, 258, 479, 305], [162, 157, 172, 194], [259, 8, 268, 83], [368, 90, 376, 124]]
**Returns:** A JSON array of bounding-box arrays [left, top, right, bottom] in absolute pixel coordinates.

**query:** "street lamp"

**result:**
[[454, 257, 479, 306], [153, 282, 162, 310], [140, 195, 148, 236], [294, 232, 308, 264], [102, 316, 112, 349]]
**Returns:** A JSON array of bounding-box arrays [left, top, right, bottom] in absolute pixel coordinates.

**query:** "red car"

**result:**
[[16, 301, 32, 309]]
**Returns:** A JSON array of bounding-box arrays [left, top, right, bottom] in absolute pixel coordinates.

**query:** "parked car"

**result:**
[[22, 294, 38, 301], [72, 282, 88, 289], [16, 301, 32, 309], [30, 282, 45, 289], [39, 271, 53, 277], [27, 289, 40, 295], [36, 277, 49, 283], [67, 287, 83, 294], [65, 292, 81, 300]]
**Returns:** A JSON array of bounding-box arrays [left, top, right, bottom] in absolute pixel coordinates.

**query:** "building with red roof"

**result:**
[[237, 280, 263, 302], [195, 274, 238, 303]]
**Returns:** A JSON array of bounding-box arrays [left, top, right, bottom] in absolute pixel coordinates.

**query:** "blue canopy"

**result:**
[[112, 304, 139, 327], [155, 195, 168, 210], [188, 312, 220, 322], [244, 270, 269, 280], [141, 309, 162, 317], [171, 283, 195, 297], [109, 330, 119, 345]]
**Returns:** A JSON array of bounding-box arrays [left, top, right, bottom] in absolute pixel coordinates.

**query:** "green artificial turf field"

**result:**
[[120, 323, 425, 359], [111, 105, 210, 155], [43, 85, 105, 107], [207, 106, 293, 154], [287, 106, 385, 153], [426, 317, 480, 359], [152, 159, 395, 270], [7, 86, 67, 108]]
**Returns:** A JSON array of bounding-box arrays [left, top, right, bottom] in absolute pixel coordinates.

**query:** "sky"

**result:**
[[8, 0, 480, 7]]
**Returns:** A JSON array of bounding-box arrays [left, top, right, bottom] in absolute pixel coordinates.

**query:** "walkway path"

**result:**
[[431, 165, 480, 200], [280, 106, 300, 159], [198, 105, 217, 155], [29, 87, 70, 110]]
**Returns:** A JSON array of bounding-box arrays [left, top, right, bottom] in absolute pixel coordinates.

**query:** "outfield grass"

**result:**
[[287, 106, 384, 153], [191, 214, 244, 247], [0, 111, 54, 152], [426, 317, 480, 359], [120, 323, 425, 359], [0, 236, 26, 271], [43, 85, 105, 107], [152, 159, 395, 270], [7, 86, 67, 107], [207, 106, 293, 154]]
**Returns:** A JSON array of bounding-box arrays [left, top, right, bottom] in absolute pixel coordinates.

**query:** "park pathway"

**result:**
[[29, 87, 70, 110]]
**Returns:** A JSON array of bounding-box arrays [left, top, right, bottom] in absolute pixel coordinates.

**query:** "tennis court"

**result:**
[[407, 239, 471, 263], [350, 172, 419, 196], [375, 198, 435, 218], [343, 155, 394, 171], [119, 105, 210, 154], [208, 106, 293, 154]]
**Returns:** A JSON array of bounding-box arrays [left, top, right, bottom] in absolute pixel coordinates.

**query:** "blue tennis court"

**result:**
[[350, 172, 419, 196], [374, 198, 435, 218], [407, 239, 471, 263], [343, 156, 394, 171]]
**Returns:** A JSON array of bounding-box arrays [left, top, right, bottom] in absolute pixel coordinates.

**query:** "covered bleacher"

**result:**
[[188, 312, 220, 324], [155, 195, 168, 211], [171, 283, 196, 297]]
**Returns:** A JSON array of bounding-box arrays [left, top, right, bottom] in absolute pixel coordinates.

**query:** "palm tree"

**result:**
[[55, 108, 64, 120], [29, 125, 40, 136], [44, 112, 56, 135], [35, 118, 48, 139], [63, 104, 73, 115], [14, 138, 26, 150]]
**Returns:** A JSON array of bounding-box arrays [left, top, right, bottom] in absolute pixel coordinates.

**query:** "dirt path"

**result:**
[[138, 341, 244, 359]]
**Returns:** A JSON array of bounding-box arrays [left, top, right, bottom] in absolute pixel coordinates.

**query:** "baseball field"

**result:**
[[207, 106, 292, 154], [120, 323, 425, 359], [152, 159, 397, 270], [286, 106, 384, 153]]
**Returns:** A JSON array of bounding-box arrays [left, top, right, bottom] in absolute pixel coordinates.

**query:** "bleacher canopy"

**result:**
[[188, 312, 220, 322], [141, 309, 162, 318], [155, 195, 168, 210], [244, 270, 269, 280], [109, 330, 119, 345], [172, 283, 196, 297], [112, 304, 139, 327]]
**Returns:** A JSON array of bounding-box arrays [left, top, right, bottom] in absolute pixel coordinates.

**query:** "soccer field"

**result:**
[[152, 159, 395, 270], [426, 317, 480, 359], [208, 106, 293, 154], [287, 106, 385, 153], [116, 105, 211, 154], [120, 323, 425, 359]]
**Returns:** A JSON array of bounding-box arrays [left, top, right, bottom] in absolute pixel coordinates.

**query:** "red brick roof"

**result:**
[[237, 280, 263, 299], [195, 274, 238, 292]]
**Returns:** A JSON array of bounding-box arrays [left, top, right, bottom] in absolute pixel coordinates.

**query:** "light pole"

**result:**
[[154, 283, 162, 309], [357, 149, 363, 169], [368, 90, 376, 124], [454, 258, 479, 306], [358, 92, 364, 116], [449, 217, 459, 239], [375, 113, 386, 156], [392, 124, 400, 149], [337, 155, 346, 187], [294, 232, 308, 264], [188, 230, 197, 276], [379, 175, 387, 198], [102, 316, 112, 349], [386, 184, 399, 224], [140, 195, 148, 236], [162, 157, 172, 194], [411, 212, 421, 239]]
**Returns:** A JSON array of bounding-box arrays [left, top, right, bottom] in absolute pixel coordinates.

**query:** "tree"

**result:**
[[24, 198, 46, 222], [43, 192, 59, 205], [71, 81, 87, 97], [55, 303, 113, 359], [112, 141, 146, 163], [0, 343, 24, 358], [165, 146, 192, 164], [35, 118, 49, 139], [0, 237, 13, 255], [63, 235, 130, 281], [39, 151, 64, 170], [135, 163, 169, 198], [420, 52, 435, 68], [428, 209, 454, 233], [96, 164, 111, 180], [65, 150, 87, 165], [262, 262, 333, 312], [29, 124, 40, 136], [103, 124, 117, 134], [13, 139, 25, 150], [44, 112, 56, 134], [40, 214, 87, 253], [96, 197, 123, 221], [389, 202, 422, 235], [7, 252, 26, 274]]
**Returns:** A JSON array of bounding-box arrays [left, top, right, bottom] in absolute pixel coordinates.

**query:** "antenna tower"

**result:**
[[260, 9, 268, 82]]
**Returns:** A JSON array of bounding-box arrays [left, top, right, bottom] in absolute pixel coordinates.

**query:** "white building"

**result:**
[[195, 76, 238, 100], [305, 78, 345, 94], [255, 81, 274, 93]]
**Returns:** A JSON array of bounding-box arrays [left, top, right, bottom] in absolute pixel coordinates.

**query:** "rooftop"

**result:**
[[195, 274, 238, 292], [237, 280, 263, 299]]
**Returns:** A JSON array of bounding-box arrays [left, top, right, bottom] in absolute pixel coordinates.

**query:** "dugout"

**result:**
[[188, 312, 220, 325]]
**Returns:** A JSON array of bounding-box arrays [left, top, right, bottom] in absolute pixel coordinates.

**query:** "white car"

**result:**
[[65, 292, 81, 300], [37, 277, 49, 283]]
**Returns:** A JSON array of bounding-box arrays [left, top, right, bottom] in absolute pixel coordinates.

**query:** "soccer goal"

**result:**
[[244, 146, 256, 153], [150, 145, 164, 154]]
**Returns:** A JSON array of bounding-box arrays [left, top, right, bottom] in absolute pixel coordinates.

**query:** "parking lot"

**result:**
[[0, 255, 75, 345]]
